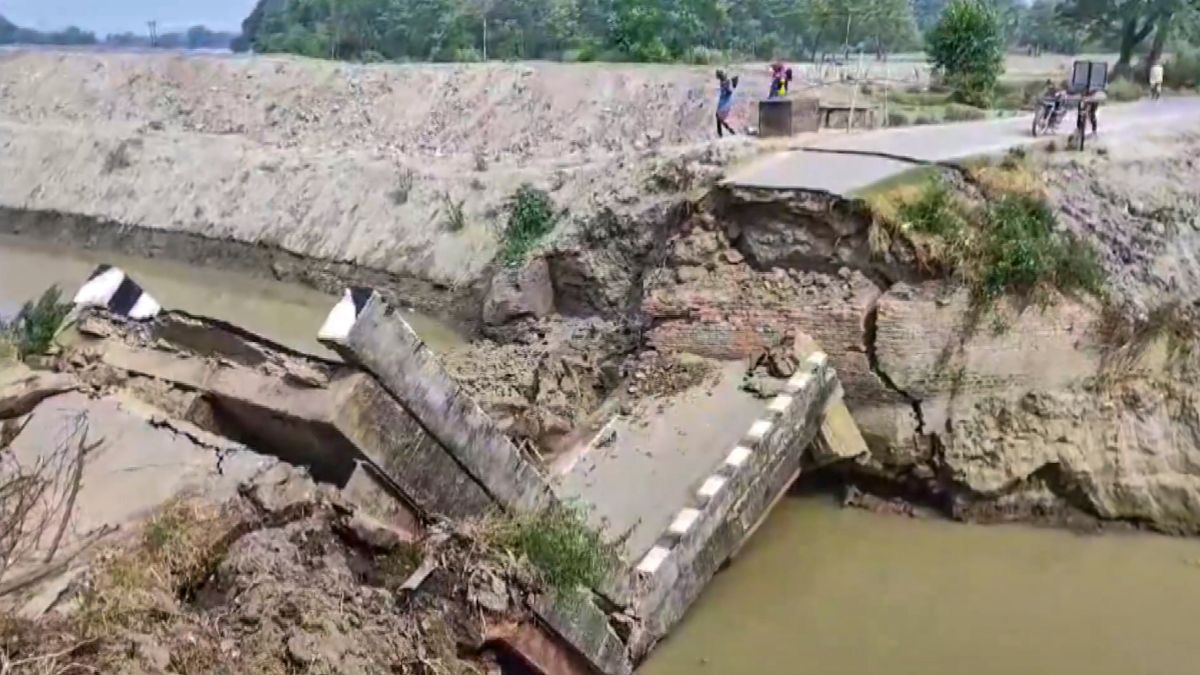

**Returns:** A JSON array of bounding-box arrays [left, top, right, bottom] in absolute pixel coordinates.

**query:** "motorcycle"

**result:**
[[1031, 95, 1068, 136]]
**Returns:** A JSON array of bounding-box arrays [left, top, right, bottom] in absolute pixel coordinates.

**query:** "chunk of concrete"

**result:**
[[483, 258, 555, 326], [811, 395, 869, 465]]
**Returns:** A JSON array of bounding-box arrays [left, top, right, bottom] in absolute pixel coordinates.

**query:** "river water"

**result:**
[[0, 234, 462, 356], [640, 496, 1200, 675]]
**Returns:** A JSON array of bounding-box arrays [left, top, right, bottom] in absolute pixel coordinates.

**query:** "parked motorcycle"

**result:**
[[1031, 95, 1068, 136]]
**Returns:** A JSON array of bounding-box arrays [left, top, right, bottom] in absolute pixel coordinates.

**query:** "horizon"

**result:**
[[1, 0, 258, 36]]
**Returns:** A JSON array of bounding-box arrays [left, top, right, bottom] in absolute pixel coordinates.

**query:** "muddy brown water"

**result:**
[[0, 235, 464, 356], [640, 496, 1200, 675]]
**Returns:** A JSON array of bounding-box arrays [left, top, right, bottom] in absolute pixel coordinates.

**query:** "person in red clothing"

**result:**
[[768, 61, 793, 98]]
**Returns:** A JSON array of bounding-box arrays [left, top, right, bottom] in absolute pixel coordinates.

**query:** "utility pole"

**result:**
[[147, 20, 158, 47]]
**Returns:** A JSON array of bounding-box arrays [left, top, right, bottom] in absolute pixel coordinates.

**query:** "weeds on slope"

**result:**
[[0, 285, 73, 360], [485, 503, 612, 594], [869, 165, 1105, 304], [501, 185, 559, 268]]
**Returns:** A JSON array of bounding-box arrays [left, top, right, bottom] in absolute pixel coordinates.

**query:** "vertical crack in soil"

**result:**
[[863, 294, 927, 436]]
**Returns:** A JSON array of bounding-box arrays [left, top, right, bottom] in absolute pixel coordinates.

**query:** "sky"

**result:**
[[0, 0, 258, 35]]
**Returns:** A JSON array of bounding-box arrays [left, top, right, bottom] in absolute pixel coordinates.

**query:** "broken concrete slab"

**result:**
[[323, 292, 556, 515], [93, 330, 493, 522], [532, 592, 634, 675], [0, 391, 280, 616], [0, 367, 79, 419]]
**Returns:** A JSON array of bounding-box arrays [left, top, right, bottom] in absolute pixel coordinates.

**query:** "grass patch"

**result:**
[[77, 501, 232, 637], [967, 149, 1043, 198], [898, 178, 968, 237], [888, 89, 953, 107], [944, 102, 989, 122], [973, 193, 1104, 300], [500, 184, 559, 268], [487, 504, 611, 594], [869, 172, 1105, 303], [0, 285, 73, 359], [440, 191, 467, 232], [1107, 78, 1144, 102], [389, 168, 415, 205]]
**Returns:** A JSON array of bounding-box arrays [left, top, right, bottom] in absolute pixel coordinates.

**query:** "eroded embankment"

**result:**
[[629, 133, 1200, 534], [0, 49, 756, 295]]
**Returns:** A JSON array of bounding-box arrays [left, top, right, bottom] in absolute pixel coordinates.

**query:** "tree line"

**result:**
[[236, 0, 1199, 69], [236, 0, 926, 62], [0, 14, 237, 50]]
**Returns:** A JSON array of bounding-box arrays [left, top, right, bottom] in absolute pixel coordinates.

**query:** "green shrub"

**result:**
[[879, 180, 1105, 302], [1107, 78, 1144, 102], [927, 0, 1005, 107], [0, 333, 15, 362], [914, 114, 939, 125], [1164, 51, 1200, 89], [887, 110, 913, 127], [490, 504, 612, 593], [944, 102, 988, 121], [681, 46, 724, 65], [3, 286, 73, 358], [993, 79, 1039, 110], [898, 179, 967, 237], [501, 185, 559, 267], [975, 193, 1104, 300]]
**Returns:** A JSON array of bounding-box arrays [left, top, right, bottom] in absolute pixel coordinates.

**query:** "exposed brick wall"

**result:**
[[644, 282, 902, 405]]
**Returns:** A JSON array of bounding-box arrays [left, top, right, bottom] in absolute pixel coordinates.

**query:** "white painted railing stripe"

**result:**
[[725, 445, 752, 468], [637, 545, 671, 574], [668, 508, 702, 535]]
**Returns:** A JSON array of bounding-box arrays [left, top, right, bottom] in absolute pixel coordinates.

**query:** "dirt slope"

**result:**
[[0, 50, 767, 291]]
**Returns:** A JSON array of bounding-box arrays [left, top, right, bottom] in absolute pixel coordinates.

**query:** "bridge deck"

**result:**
[[554, 360, 764, 562]]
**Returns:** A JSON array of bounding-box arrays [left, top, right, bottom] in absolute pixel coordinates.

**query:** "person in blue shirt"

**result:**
[[716, 70, 739, 137]]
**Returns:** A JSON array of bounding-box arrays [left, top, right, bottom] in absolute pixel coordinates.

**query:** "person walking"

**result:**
[[1149, 60, 1164, 100], [715, 69, 739, 137]]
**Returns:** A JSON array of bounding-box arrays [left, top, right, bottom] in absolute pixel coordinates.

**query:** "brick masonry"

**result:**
[[644, 276, 899, 406]]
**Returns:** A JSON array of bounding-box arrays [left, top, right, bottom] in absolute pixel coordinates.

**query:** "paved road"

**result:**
[[727, 97, 1200, 195], [554, 361, 765, 562]]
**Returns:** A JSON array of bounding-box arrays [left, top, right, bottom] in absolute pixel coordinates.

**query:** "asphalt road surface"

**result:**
[[727, 97, 1200, 195]]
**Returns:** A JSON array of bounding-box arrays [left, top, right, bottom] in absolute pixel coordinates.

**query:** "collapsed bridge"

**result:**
[[40, 266, 869, 674]]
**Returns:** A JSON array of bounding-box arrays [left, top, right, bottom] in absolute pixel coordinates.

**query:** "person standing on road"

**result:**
[[1085, 86, 1106, 136], [1149, 60, 1164, 100], [716, 69, 739, 137], [768, 61, 792, 98]]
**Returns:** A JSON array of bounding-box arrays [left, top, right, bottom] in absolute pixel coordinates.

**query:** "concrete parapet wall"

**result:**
[[625, 353, 839, 659], [327, 293, 557, 515]]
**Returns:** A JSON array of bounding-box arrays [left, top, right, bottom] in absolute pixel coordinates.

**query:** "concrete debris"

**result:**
[[483, 257, 556, 326]]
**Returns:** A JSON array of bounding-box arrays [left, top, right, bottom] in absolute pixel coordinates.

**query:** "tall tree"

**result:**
[[1058, 0, 1180, 73], [927, 0, 1005, 105]]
